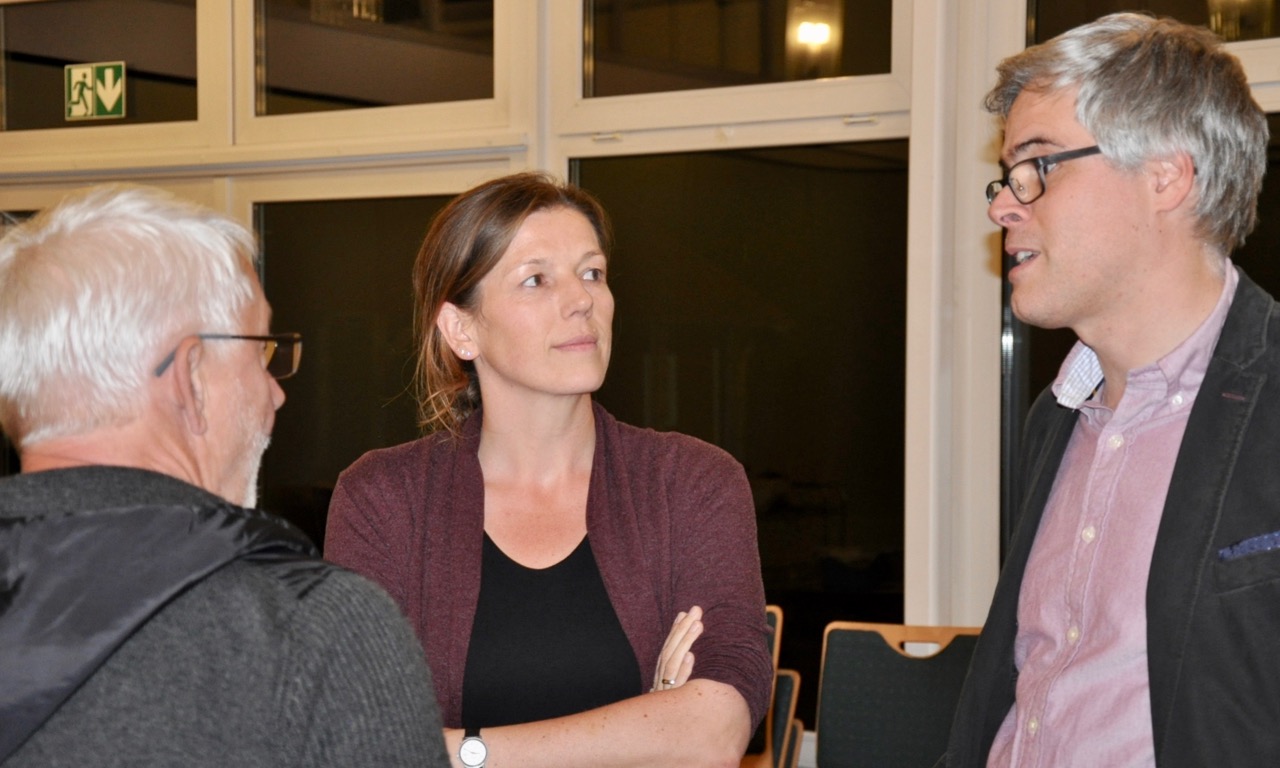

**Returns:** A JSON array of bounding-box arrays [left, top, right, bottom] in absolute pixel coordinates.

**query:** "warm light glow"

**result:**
[[1206, 0, 1274, 40], [797, 21, 831, 46]]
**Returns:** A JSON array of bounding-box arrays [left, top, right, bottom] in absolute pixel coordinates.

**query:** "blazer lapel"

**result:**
[[1146, 270, 1271, 757]]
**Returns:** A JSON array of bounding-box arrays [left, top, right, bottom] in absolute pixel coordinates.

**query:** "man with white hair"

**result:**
[[0, 184, 448, 767]]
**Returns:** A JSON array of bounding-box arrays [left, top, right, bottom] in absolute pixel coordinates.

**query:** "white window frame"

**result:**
[[0, 178, 225, 213], [230, 0, 535, 158], [0, 0, 230, 174], [1230, 38, 1280, 110], [544, 0, 912, 172], [226, 162, 526, 228], [548, 0, 912, 138]]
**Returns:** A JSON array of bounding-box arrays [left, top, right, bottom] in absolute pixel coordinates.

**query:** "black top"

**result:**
[[461, 534, 641, 728]]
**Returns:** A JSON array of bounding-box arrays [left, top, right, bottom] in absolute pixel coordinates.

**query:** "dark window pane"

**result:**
[[586, 0, 892, 98], [1235, 114, 1280, 291], [256, 195, 450, 546], [1, 438, 15, 477], [257, 0, 493, 115], [577, 141, 908, 724], [1, 0, 196, 130], [1034, 0, 1273, 44], [1, 211, 36, 476]]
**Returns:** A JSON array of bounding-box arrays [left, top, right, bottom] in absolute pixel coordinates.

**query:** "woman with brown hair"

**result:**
[[325, 171, 771, 767]]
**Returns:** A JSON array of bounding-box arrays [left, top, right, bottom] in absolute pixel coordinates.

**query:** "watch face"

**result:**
[[460, 737, 487, 766]]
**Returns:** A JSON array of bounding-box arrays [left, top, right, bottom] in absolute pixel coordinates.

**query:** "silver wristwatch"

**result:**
[[459, 727, 487, 768]]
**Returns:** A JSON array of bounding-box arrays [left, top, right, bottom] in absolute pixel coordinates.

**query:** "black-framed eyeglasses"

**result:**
[[153, 333, 303, 380], [985, 145, 1102, 205]]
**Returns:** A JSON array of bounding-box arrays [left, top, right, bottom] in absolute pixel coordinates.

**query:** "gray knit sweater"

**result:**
[[2, 467, 448, 767]]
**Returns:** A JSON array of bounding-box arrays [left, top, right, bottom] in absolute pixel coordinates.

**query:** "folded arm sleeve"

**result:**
[[670, 444, 773, 727]]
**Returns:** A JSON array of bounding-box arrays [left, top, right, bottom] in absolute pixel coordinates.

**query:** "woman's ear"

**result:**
[[436, 302, 476, 360]]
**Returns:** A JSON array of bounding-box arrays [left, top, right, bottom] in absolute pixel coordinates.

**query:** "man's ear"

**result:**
[[1151, 151, 1196, 213], [169, 338, 209, 436], [436, 301, 475, 359]]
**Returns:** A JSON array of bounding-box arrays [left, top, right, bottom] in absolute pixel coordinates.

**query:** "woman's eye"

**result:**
[[521, 274, 543, 287], [583, 268, 605, 282]]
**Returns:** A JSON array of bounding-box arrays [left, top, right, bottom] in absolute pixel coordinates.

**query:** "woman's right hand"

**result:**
[[652, 605, 703, 692]]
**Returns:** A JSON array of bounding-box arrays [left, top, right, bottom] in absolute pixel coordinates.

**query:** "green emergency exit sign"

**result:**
[[65, 62, 126, 120]]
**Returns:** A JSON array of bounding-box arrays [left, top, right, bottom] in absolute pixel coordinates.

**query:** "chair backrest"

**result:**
[[766, 604, 783, 669], [782, 720, 803, 768], [772, 669, 800, 768], [745, 605, 785, 760], [815, 622, 980, 768]]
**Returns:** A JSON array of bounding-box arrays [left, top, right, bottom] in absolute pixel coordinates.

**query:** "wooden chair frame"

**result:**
[[823, 621, 978, 660], [742, 605, 789, 768]]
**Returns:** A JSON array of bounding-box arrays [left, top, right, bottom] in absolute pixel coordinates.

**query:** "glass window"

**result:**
[[256, 0, 494, 115], [1034, 1, 1275, 44], [577, 140, 908, 724], [1, 0, 197, 130], [585, 0, 893, 97], [255, 195, 450, 545]]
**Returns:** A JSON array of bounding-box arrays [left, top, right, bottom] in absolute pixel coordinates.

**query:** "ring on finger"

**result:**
[[661, 678, 677, 686]]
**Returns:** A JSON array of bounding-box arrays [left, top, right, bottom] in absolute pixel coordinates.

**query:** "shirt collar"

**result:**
[[1051, 260, 1238, 410]]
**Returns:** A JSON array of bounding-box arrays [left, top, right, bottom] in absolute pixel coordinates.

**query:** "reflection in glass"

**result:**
[[0, 0, 196, 131], [256, 0, 493, 115], [1035, 0, 1275, 44], [1207, 0, 1272, 40], [785, 0, 843, 79], [577, 141, 908, 723], [585, 0, 891, 98]]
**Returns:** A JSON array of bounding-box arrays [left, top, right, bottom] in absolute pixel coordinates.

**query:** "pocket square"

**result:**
[[1219, 530, 1280, 561]]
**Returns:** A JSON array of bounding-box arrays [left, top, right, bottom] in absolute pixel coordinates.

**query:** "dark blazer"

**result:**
[[944, 269, 1280, 767]]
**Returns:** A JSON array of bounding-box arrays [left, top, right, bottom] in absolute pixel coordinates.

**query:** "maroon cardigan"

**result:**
[[325, 401, 773, 728]]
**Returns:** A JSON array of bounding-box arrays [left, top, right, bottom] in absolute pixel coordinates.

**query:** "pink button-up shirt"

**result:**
[[987, 266, 1238, 768]]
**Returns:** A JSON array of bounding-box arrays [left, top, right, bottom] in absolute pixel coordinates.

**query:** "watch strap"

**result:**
[[459, 727, 486, 768]]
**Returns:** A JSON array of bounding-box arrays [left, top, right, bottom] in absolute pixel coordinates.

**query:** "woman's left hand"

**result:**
[[652, 605, 702, 692]]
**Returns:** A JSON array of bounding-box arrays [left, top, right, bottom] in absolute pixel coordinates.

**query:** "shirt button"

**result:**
[[1027, 718, 1039, 735], [1082, 526, 1097, 543], [1067, 626, 1080, 643], [1108, 434, 1125, 449], [1171, 393, 1184, 407]]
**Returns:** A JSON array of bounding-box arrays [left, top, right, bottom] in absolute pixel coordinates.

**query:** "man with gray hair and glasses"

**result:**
[[944, 13, 1280, 768], [0, 185, 447, 767]]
